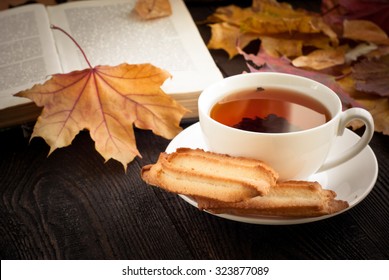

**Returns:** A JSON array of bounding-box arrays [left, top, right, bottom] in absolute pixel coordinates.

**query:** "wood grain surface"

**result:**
[[1, 1, 389, 260]]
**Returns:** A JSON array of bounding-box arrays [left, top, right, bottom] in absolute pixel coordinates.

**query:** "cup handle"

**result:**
[[317, 108, 374, 173]]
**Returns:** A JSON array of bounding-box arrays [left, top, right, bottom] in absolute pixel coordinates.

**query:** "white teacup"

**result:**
[[198, 72, 374, 181]]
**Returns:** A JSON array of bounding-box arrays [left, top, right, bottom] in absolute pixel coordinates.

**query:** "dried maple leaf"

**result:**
[[134, 0, 172, 20], [351, 55, 389, 97], [15, 26, 188, 170]]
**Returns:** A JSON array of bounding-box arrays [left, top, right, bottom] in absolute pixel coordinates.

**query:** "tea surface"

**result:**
[[210, 87, 330, 133]]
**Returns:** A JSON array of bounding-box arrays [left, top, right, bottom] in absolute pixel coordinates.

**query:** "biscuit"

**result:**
[[195, 180, 349, 217], [141, 148, 278, 202]]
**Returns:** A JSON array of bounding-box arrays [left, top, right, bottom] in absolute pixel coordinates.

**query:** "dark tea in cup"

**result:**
[[210, 87, 331, 133]]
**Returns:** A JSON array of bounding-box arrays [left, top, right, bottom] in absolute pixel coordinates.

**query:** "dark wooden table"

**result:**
[[1, 1, 389, 260]]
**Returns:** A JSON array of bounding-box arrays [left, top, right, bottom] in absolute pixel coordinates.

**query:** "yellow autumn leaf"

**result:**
[[16, 63, 188, 170], [252, 0, 301, 17], [242, 15, 337, 45], [260, 36, 303, 57], [207, 22, 258, 59], [260, 33, 334, 58], [245, 0, 338, 44]]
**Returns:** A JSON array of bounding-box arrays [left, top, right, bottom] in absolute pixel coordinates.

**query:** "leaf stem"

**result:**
[[51, 24, 93, 69]]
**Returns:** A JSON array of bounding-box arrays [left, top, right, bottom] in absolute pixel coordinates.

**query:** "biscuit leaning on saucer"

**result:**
[[141, 148, 278, 202], [195, 181, 349, 217]]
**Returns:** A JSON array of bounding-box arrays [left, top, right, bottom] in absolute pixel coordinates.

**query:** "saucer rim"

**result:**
[[166, 122, 378, 225]]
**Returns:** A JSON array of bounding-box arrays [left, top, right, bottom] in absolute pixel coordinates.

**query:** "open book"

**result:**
[[0, 0, 223, 128]]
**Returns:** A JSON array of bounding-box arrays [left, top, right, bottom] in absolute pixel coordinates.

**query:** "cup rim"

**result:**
[[198, 72, 342, 136]]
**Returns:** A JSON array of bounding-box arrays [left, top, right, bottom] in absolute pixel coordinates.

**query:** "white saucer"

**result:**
[[166, 123, 378, 225]]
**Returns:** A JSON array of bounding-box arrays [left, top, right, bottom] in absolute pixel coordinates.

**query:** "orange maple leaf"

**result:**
[[15, 26, 188, 170]]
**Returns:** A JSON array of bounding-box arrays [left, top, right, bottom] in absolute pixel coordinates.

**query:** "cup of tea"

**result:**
[[198, 72, 374, 180]]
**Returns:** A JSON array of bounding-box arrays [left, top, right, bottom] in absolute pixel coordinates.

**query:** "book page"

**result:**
[[47, 0, 223, 96], [0, 4, 62, 110]]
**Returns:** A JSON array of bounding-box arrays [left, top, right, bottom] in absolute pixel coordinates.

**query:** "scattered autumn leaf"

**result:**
[[206, 5, 265, 58], [206, 0, 338, 59], [260, 34, 335, 59], [135, 0, 172, 20], [343, 20, 389, 45], [338, 75, 389, 135], [321, 0, 389, 34], [16, 26, 188, 170], [242, 12, 337, 46], [358, 97, 389, 135], [352, 55, 389, 97], [292, 46, 346, 70], [207, 22, 257, 58], [260, 36, 303, 58]]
